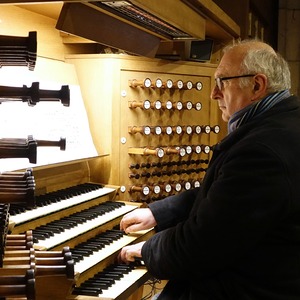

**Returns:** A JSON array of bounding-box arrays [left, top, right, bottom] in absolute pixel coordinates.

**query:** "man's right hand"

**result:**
[[120, 208, 157, 234]]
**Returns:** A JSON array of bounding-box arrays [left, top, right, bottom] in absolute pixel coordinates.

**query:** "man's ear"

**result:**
[[252, 74, 268, 100]]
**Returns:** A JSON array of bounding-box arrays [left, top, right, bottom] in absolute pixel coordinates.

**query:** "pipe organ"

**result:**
[[0, 30, 225, 300]]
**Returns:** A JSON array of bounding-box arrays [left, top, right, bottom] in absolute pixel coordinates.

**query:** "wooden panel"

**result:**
[[32, 161, 90, 194], [119, 68, 211, 202], [0, 5, 66, 61], [56, 2, 161, 57], [131, 0, 206, 39], [182, 0, 240, 40]]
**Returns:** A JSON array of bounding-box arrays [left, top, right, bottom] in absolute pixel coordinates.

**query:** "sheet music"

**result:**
[[0, 66, 98, 172]]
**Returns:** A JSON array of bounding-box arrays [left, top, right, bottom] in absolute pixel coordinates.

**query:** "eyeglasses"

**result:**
[[215, 74, 256, 90]]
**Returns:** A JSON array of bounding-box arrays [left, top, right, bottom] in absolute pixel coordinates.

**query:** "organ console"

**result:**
[[0, 28, 226, 299], [6, 162, 154, 300]]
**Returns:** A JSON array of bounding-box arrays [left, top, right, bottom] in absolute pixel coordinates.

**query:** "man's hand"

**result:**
[[120, 208, 157, 234], [118, 242, 146, 263]]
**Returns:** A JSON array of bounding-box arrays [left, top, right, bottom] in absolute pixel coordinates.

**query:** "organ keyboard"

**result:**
[[7, 160, 154, 300], [69, 264, 150, 300], [32, 201, 138, 250], [72, 229, 151, 274], [9, 183, 116, 227]]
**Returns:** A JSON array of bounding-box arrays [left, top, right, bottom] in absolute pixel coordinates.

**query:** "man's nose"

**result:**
[[210, 85, 221, 100]]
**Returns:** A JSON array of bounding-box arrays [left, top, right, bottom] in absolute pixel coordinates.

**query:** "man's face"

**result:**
[[211, 48, 255, 122]]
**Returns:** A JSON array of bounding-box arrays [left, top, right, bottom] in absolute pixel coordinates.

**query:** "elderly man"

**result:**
[[118, 39, 300, 300]]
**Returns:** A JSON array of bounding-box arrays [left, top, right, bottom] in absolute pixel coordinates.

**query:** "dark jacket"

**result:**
[[142, 95, 300, 300]]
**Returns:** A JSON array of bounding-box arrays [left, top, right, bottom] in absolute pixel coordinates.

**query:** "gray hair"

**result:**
[[224, 40, 291, 93]]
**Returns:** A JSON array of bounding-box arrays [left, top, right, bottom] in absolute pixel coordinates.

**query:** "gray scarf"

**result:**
[[228, 89, 291, 134]]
